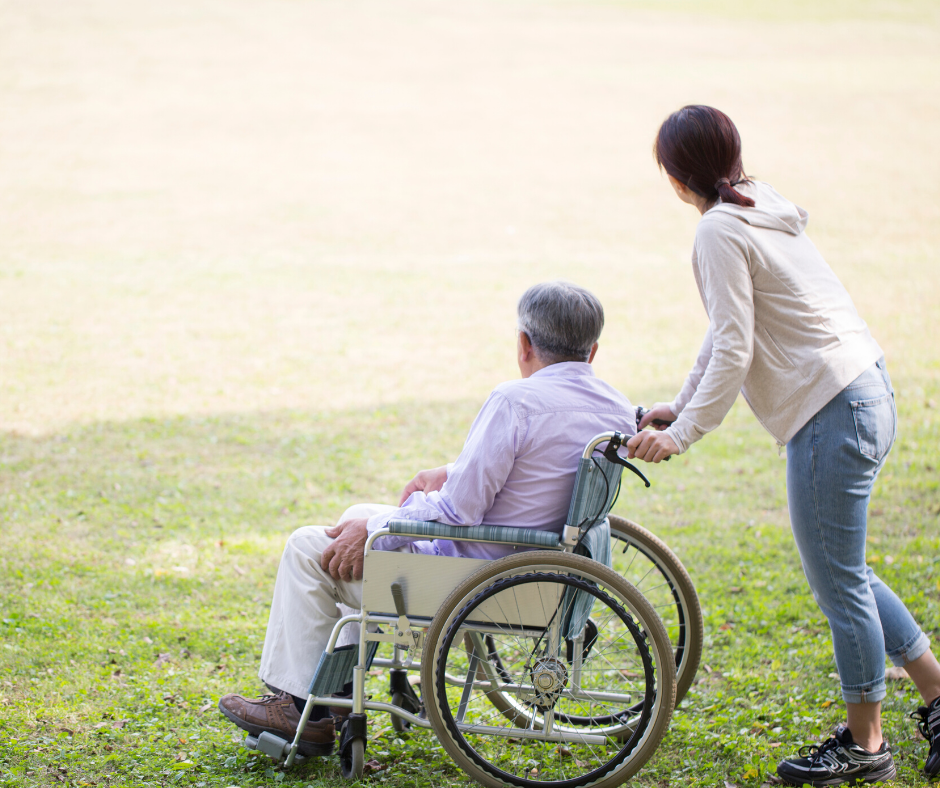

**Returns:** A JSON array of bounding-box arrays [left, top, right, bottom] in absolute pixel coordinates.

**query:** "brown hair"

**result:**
[[654, 105, 755, 208]]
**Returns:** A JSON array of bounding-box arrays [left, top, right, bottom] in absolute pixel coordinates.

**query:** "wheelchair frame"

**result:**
[[245, 431, 687, 787]]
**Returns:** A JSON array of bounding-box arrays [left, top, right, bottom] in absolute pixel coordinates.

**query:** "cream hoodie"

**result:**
[[664, 180, 883, 451]]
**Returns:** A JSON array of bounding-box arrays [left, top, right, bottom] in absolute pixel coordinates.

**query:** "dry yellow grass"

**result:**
[[1, 0, 938, 435]]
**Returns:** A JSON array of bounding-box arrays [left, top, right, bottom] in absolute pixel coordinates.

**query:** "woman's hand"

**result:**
[[398, 465, 448, 506], [637, 403, 677, 431], [626, 431, 679, 463]]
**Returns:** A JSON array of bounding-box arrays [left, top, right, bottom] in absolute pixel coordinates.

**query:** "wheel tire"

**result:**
[[339, 736, 364, 780], [608, 515, 703, 705], [422, 551, 675, 788]]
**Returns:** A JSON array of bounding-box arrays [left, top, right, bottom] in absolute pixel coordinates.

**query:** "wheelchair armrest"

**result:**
[[386, 520, 561, 548]]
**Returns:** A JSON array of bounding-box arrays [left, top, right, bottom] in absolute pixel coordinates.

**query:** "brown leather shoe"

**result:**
[[218, 691, 334, 756]]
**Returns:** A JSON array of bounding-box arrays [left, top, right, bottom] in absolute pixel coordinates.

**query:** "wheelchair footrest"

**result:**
[[244, 731, 299, 763]]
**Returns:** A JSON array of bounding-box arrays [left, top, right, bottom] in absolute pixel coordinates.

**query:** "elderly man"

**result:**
[[218, 281, 636, 754]]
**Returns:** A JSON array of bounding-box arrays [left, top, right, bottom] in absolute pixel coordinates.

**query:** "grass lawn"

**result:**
[[2, 0, 939, 786], [1, 398, 939, 787]]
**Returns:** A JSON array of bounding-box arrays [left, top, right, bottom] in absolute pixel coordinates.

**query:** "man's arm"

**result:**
[[367, 392, 520, 550], [398, 465, 450, 506]]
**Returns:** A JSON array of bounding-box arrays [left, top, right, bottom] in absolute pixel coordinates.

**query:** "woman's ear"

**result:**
[[668, 174, 688, 199]]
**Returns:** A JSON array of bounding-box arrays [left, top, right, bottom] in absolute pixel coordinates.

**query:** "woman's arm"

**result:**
[[633, 328, 713, 453], [670, 326, 713, 417], [663, 219, 755, 453]]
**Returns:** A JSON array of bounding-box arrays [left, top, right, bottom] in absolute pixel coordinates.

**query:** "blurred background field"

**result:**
[[1, 1, 939, 786]]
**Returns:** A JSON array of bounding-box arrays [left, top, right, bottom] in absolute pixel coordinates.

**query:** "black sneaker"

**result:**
[[911, 694, 940, 776], [776, 724, 896, 786]]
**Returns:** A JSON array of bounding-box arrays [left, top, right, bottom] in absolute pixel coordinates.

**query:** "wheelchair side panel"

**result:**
[[361, 552, 488, 618]]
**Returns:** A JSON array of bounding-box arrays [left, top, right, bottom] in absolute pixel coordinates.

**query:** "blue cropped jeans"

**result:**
[[786, 358, 930, 704]]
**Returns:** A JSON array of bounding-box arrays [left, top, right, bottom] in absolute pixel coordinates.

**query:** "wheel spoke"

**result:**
[[429, 563, 668, 785]]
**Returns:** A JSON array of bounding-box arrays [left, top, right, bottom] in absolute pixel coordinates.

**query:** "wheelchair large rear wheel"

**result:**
[[607, 516, 702, 705], [422, 552, 675, 788], [479, 517, 701, 730]]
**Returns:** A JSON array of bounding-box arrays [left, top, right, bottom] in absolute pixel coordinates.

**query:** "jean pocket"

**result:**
[[851, 394, 896, 461]]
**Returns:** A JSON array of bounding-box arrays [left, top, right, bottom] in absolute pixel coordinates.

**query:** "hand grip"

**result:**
[[390, 582, 407, 617]]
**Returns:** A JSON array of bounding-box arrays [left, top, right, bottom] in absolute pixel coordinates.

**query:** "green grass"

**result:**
[[2, 387, 939, 787], [2, 0, 939, 785]]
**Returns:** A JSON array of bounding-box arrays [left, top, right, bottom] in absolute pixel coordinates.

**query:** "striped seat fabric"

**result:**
[[387, 520, 561, 548], [307, 641, 379, 696]]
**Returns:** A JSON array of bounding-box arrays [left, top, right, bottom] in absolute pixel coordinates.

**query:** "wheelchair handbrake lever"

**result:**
[[603, 432, 651, 488], [391, 582, 407, 618], [389, 582, 422, 665]]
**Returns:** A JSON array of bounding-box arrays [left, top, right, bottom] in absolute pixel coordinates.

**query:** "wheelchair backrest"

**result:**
[[561, 448, 625, 639], [565, 454, 623, 535]]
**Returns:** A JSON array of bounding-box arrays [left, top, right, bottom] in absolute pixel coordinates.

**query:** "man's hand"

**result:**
[[398, 465, 448, 506], [637, 403, 677, 431], [321, 518, 369, 582], [626, 431, 679, 463]]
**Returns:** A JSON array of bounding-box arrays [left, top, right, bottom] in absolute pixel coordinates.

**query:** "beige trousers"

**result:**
[[258, 502, 399, 698]]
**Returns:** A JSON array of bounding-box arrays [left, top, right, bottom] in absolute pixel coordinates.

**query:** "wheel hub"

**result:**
[[529, 656, 568, 711]]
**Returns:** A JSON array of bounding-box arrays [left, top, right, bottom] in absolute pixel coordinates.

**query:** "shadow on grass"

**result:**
[[0, 398, 938, 786]]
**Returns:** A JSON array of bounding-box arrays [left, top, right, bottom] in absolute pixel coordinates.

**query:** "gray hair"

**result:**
[[517, 281, 604, 363]]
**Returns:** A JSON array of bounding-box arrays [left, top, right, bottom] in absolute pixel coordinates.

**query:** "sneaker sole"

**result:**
[[218, 702, 335, 757], [777, 762, 897, 787]]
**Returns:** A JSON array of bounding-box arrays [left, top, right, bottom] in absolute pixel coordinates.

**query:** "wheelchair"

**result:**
[[244, 425, 703, 787]]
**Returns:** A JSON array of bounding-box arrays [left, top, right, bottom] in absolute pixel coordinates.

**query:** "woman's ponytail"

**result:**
[[655, 106, 755, 208], [714, 177, 754, 208]]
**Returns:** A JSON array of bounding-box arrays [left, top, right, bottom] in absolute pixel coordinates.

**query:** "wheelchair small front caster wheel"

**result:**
[[391, 691, 410, 732], [340, 737, 364, 779], [389, 668, 422, 732], [339, 713, 367, 780]]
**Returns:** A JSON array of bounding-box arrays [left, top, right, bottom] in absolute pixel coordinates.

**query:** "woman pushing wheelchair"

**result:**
[[625, 104, 940, 785]]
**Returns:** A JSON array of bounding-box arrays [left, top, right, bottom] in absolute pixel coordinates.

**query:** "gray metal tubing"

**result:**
[[327, 697, 433, 730], [455, 723, 606, 745], [581, 430, 618, 459], [455, 623, 545, 638], [325, 696, 622, 744], [372, 656, 423, 671], [325, 613, 430, 655], [324, 696, 609, 743], [324, 614, 363, 653], [285, 696, 317, 768], [439, 678, 633, 705], [354, 611, 368, 714], [364, 613, 432, 628]]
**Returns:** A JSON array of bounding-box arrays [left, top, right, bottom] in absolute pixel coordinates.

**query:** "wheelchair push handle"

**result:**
[[635, 405, 673, 430], [583, 430, 651, 487], [634, 406, 672, 462]]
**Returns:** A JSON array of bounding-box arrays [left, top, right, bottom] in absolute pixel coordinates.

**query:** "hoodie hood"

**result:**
[[706, 180, 808, 235]]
